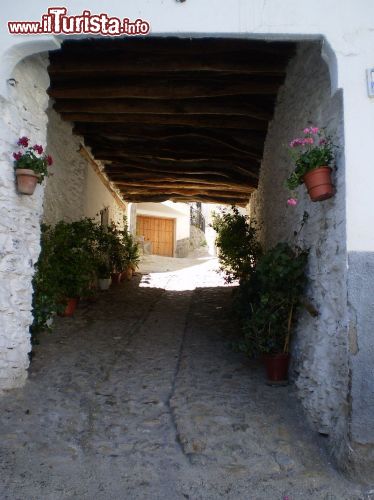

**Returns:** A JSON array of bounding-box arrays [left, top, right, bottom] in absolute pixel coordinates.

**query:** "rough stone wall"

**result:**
[[252, 43, 348, 449], [0, 58, 127, 392], [346, 253, 374, 480], [0, 54, 50, 391], [43, 107, 127, 228], [43, 107, 86, 224], [190, 225, 207, 250], [175, 238, 190, 258]]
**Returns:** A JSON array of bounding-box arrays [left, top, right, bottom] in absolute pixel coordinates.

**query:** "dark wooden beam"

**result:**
[[111, 178, 251, 192], [49, 52, 288, 76], [64, 113, 269, 131], [57, 38, 297, 57], [83, 131, 265, 157], [73, 124, 268, 144], [105, 158, 259, 180], [122, 193, 248, 207], [54, 96, 273, 120], [85, 134, 263, 158], [104, 167, 252, 184], [118, 186, 250, 198], [48, 75, 283, 99], [119, 191, 250, 205], [93, 149, 261, 165]]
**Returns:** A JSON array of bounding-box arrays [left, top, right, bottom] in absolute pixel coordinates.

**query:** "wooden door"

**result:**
[[137, 215, 175, 257]]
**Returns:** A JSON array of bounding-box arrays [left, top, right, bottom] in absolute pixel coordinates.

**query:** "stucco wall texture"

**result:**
[[43, 107, 126, 228], [252, 43, 349, 464], [0, 54, 49, 391], [0, 54, 127, 391]]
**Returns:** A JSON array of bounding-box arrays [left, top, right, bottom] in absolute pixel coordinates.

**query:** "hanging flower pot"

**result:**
[[263, 353, 290, 383], [12, 136, 53, 195], [303, 166, 334, 202], [286, 126, 337, 204], [15, 169, 39, 195]]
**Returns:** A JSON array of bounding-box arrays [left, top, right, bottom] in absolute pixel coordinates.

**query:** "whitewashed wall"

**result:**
[[43, 108, 86, 224], [0, 54, 49, 391], [84, 166, 126, 228], [43, 108, 127, 228], [0, 66, 127, 392], [251, 42, 349, 469]]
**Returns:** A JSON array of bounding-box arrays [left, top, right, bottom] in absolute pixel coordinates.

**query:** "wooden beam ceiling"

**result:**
[[48, 37, 296, 204]]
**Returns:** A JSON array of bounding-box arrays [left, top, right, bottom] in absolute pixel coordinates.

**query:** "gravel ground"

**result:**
[[0, 255, 366, 499]]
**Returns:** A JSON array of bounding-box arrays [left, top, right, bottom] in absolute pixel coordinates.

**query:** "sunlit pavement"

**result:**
[[139, 253, 232, 290]]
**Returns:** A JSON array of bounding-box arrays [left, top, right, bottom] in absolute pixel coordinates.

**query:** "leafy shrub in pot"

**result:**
[[237, 243, 309, 366], [210, 206, 262, 283], [31, 219, 98, 339]]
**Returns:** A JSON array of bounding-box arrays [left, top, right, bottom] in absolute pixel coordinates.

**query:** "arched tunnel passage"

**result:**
[[0, 36, 361, 495]]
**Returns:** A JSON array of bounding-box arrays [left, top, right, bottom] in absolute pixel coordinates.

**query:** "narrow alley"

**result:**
[[0, 257, 363, 499]]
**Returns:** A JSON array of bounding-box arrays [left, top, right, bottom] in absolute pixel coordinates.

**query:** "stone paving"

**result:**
[[0, 256, 366, 499]]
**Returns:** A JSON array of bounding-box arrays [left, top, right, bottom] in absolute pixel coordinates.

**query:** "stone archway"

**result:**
[[0, 32, 372, 481]]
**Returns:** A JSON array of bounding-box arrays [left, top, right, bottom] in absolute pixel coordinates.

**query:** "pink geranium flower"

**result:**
[[287, 198, 298, 206], [290, 138, 304, 148], [303, 137, 314, 145], [286, 125, 335, 192]]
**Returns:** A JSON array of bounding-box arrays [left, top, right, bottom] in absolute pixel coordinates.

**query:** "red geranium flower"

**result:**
[[13, 151, 23, 161], [17, 136, 29, 147], [46, 155, 53, 166], [33, 144, 43, 155]]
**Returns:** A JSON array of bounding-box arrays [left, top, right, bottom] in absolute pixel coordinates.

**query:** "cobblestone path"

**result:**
[[0, 258, 365, 499]]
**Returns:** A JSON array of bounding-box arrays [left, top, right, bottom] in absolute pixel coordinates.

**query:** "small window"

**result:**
[[100, 207, 109, 228]]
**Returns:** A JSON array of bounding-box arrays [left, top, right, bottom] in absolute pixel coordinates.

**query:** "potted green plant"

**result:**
[[107, 224, 126, 284], [121, 230, 140, 280], [93, 224, 114, 289], [238, 243, 309, 383], [286, 126, 336, 202], [96, 256, 112, 290], [13, 136, 53, 194], [210, 206, 262, 283], [46, 219, 97, 316], [31, 224, 61, 344]]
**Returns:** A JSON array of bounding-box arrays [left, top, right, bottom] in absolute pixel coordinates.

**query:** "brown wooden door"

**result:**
[[137, 215, 175, 257]]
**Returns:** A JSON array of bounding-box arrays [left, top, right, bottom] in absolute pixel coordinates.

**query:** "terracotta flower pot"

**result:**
[[15, 169, 39, 195], [60, 297, 79, 317], [303, 166, 334, 202], [263, 353, 290, 382], [124, 267, 133, 281], [111, 272, 122, 284]]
